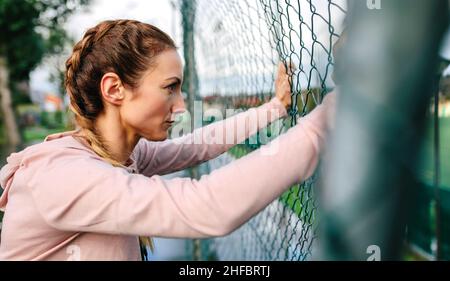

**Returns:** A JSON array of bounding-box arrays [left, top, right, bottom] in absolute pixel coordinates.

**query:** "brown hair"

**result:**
[[65, 19, 176, 166], [65, 19, 177, 257]]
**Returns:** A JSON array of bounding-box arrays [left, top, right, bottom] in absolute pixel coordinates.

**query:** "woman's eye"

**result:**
[[166, 83, 177, 92]]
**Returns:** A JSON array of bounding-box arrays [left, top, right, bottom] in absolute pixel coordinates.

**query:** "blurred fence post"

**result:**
[[181, 0, 202, 261], [318, 0, 448, 260], [181, 0, 199, 132]]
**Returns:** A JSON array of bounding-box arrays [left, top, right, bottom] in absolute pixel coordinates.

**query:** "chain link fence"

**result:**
[[181, 0, 346, 261]]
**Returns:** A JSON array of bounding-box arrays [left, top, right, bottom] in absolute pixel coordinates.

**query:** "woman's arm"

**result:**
[[134, 63, 292, 177], [133, 97, 287, 176], [30, 92, 335, 238]]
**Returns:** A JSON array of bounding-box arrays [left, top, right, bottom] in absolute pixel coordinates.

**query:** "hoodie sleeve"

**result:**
[[28, 93, 335, 238], [133, 96, 288, 177]]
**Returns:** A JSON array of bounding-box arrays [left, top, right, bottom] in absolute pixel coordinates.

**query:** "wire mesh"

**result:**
[[181, 0, 346, 261]]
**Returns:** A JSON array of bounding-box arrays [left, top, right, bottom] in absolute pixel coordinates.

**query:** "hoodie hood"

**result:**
[[0, 130, 83, 211], [0, 129, 138, 211]]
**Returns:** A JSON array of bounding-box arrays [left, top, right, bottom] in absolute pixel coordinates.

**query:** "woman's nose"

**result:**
[[172, 92, 186, 114]]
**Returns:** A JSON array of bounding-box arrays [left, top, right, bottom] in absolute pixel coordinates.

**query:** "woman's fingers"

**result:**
[[277, 61, 296, 84], [278, 62, 287, 76], [274, 61, 296, 109]]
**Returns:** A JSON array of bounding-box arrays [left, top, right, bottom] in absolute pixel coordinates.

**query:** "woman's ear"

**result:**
[[100, 72, 124, 105]]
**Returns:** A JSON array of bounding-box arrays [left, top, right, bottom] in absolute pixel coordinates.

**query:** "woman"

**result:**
[[0, 20, 335, 260]]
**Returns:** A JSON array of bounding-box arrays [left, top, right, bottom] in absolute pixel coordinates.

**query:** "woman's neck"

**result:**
[[92, 110, 140, 165]]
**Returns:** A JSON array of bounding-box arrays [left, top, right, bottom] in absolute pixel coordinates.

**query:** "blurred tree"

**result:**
[[0, 0, 90, 148]]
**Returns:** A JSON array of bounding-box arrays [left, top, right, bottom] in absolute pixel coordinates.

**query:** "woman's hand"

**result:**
[[275, 62, 293, 110]]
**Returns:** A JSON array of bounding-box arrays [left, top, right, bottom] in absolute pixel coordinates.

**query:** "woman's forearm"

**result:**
[[134, 96, 288, 176]]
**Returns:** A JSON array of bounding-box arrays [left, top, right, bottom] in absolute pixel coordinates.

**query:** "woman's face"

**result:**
[[121, 49, 185, 141]]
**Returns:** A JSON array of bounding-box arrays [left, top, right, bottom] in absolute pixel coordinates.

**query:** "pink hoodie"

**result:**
[[0, 94, 335, 261]]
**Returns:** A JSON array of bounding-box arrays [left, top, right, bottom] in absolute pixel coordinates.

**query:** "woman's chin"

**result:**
[[142, 131, 169, 142], [158, 131, 169, 141]]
